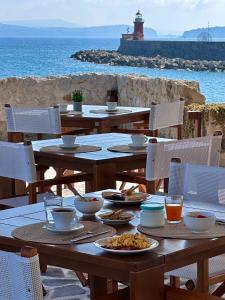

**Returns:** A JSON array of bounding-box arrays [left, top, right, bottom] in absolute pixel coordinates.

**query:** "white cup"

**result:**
[[131, 134, 148, 146], [61, 135, 76, 147], [51, 207, 77, 230], [106, 102, 117, 111], [59, 104, 68, 113]]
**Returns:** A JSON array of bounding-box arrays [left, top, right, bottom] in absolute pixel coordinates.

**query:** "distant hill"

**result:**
[[182, 26, 225, 39], [2, 19, 80, 28], [0, 23, 157, 38]]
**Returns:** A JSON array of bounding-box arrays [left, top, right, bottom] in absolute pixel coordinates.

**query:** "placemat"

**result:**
[[40, 145, 101, 154], [12, 221, 116, 245], [108, 145, 147, 153], [90, 109, 132, 114], [138, 223, 225, 239]]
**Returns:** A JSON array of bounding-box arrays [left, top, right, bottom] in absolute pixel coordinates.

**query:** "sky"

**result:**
[[0, 0, 225, 34]]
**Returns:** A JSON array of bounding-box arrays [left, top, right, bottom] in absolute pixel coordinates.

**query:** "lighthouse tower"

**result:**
[[133, 10, 144, 40]]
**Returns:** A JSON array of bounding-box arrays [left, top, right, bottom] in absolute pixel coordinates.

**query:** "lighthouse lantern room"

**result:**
[[133, 10, 144, 40]]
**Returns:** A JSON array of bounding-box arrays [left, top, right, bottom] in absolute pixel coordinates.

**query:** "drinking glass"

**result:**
[[44, 194, 63, 224], [165, 195, 183, 224]]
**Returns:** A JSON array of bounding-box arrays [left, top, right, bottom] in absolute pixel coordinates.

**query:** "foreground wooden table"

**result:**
[[32, 133, 171, 191], [61, 105, 150, 133], [1, 195, 225, 299]]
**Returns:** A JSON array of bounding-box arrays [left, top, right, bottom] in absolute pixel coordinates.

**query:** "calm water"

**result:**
[[0, 37, 225, 103]]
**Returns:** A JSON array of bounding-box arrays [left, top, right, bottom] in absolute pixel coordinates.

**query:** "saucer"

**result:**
[[59, 144, 80, 149], [45, 222, 84, 233], [128, 143, 148, 149]]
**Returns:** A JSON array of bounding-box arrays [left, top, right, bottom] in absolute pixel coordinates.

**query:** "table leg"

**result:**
[[86, 163, 116, 192], [129, 265, 164, 300], [196, 259, 209, 293], [89, 275, 108, 299]]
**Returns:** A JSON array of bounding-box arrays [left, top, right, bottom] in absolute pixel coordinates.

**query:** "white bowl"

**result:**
[[184, 211, 215, 233], [74, 196, 104, 215]]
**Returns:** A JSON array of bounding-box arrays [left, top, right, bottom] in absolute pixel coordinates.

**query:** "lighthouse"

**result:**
[[133, 10, 144, 40]]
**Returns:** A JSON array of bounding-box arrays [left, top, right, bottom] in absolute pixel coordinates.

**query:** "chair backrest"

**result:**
[[0, 141, 37, 183], [149, 100, 185, 131], [168, 162, 225, 204], [145, 135, 222, 181], [5, 104, 61, 134], [0, 247, 43, 300]]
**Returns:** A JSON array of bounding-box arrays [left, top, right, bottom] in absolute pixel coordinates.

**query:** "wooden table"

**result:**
[[61, 105, 150, 133], [32, 133, 171, 192], [0, 195, 225, 299]]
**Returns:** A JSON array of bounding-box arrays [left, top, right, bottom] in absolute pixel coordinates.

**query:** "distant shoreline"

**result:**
[[72, 50, 225, 72]]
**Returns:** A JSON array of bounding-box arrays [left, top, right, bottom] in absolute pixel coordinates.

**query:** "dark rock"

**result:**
[[71, 50, 225, 72]]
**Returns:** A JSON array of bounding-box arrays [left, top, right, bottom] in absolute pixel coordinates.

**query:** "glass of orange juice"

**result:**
[[165, 195, 183, 223]]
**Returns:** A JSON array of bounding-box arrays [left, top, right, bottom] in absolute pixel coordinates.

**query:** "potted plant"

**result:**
[[72, 90, 84, 111]]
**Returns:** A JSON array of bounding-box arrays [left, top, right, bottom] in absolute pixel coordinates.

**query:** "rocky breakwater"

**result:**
[[72, 50, 225, 72]]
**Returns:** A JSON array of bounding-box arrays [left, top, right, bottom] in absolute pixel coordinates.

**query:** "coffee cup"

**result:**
[[131, 134, 148, 146], [51, 207, 77, 230], [61, 135, 76, 147], [59, 104, 68, 113], [106, 102, 117, 111]]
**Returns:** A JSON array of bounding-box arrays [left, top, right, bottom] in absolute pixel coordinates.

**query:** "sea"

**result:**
[[0, 37, 225, 104]]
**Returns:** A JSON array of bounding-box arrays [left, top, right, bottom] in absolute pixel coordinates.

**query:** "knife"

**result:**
[[70, 230, 111, 243]]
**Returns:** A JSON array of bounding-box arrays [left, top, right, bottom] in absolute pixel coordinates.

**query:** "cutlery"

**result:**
[[70, 230, 111, 243]]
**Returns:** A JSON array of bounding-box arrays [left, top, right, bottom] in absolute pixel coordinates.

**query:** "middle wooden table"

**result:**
[[60, 104, 150, 133], [32, 133, 171, 191]]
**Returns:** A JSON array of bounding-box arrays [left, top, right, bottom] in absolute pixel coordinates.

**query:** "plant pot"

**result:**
[[73, 102, 82, 112]]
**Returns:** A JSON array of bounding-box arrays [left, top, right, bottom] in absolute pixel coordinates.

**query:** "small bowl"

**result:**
[[184, 211, 215, 233], [74, 196, 104, 215]]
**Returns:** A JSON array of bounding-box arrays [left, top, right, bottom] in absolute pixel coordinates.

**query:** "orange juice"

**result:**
[[165, 203, 182, 222]]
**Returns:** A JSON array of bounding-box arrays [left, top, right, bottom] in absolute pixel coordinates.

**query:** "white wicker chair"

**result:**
[[146, 134, 222, 182], [113, 99, 185, 139], [0, 246, 43, 300], [149, 100, 184, 135], [5, 105, 61, 135], [117, 134, 222, 194], [166, 162, 225, 295], [0, 141, 92, 206]]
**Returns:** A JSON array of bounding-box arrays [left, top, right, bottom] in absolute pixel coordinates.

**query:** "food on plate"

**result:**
[[79, 197, 99, 202], [104, 233, 150, 250], [99, 210, 132, 220]]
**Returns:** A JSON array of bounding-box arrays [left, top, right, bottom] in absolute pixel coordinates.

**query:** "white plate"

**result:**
[[94, 237, 159, 254], [106, 193, 149, 205], [97, 212, 134, 225], [128, 143, 148, 149], [45, 222, 84, 233], [59, 144, 80, 149]]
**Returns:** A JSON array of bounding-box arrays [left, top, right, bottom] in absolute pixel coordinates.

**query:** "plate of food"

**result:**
[[97, 209, 134, 225], [94, 233, 159, 254], [102, 187, 149, 204]]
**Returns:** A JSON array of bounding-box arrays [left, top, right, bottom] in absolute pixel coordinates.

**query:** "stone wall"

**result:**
[[118, 39, 225, 61], [0, 72, 205, 137]]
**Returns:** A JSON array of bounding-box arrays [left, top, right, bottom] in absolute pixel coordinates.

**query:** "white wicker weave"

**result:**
[[0, 141, 36, 183], [169, 163, 225, 204], [167, 162, 225, 285], [145, 135, 221, 181], [0, 251, 43, 300], [5, 106, 61, 134], [149, 100, 184, 131]]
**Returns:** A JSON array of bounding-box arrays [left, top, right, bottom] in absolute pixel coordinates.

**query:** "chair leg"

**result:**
[[212, 281, 225, 297], [169, 276, 180, 288], [74, 271, 89, 287]]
